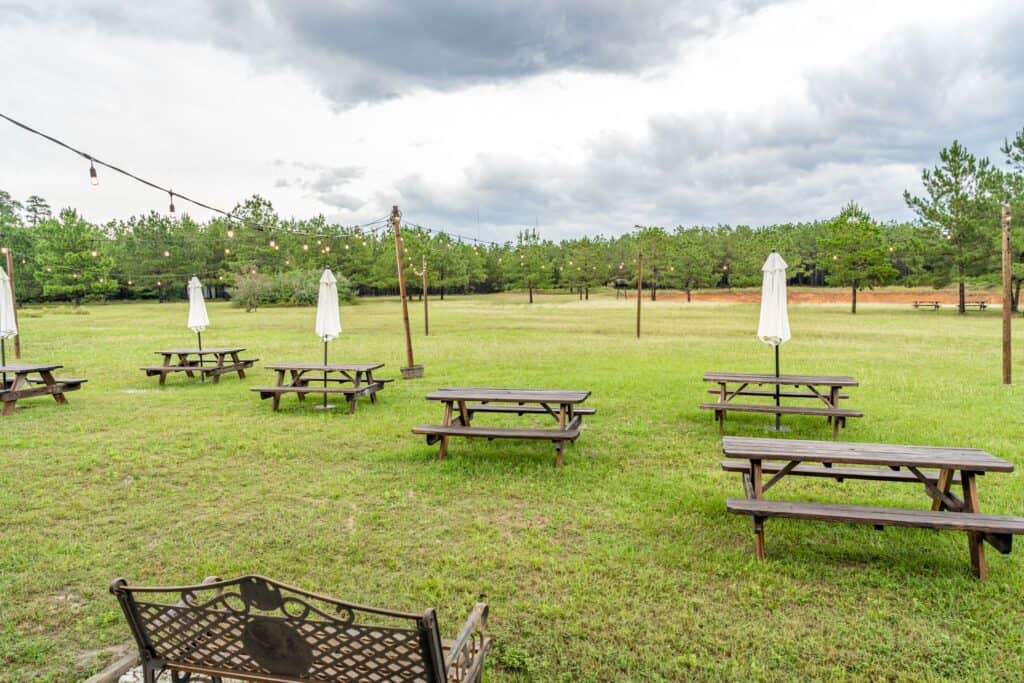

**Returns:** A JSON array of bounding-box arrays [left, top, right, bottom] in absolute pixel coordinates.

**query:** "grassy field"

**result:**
[[2, 292, 1023, 682]]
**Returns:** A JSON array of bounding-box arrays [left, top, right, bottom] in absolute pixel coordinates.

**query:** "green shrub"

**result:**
[[229, 269, 354, 310]]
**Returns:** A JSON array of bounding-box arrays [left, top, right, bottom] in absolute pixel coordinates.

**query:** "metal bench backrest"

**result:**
[[111, 575, 448, 683]]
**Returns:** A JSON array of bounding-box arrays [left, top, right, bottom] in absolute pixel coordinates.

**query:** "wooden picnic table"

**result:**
[[141, 347, 257, 385], [701, 371, 862, 438], [413, 387, 594, 467], [722, 436, 1024, 579], [0, 363, 86, 415], [252, 362, 390, 413]]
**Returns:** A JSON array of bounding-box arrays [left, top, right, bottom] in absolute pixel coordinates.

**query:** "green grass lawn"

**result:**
[[2, 292, 1024, 682]]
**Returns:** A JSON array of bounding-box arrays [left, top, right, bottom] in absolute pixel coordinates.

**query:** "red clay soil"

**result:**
[[658, 288, 997, 305]]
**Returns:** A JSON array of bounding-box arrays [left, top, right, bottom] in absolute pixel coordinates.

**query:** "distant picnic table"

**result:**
[[0, 363, 86, 415], [252, 362, 391, 413], [722, 436, 1024, 579], [141, 347, 257, 385], [701, 372, 861, 438], [912, 300, 941, 309], [413, 387, 594, 467]]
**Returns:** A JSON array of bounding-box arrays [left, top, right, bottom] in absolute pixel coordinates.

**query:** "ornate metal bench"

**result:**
[[110, 575, 490, 682]]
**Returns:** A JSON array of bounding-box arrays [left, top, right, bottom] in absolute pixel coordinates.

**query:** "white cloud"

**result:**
[[0, 0, 1021, 241]]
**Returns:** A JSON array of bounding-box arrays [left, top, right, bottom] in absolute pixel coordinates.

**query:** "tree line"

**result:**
[[1, 131, 1023, 313]]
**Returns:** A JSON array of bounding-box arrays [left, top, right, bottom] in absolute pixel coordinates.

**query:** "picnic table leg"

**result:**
[[931, 469, 954, 511], [178, 354, 195, 380], [159, 354, 172, 385], [961, 472, 987, 580], [231, 351, 246, 379], [211, 353, 227, 385], [751, 459, 766, 560], [438, 401, 453, 460], [458, 400, 471, 427], [291, 371, 306, 401], [39, 370, 68, 405], [554, 403, 568, 467], [1, 371, 28, 415], [365, 371, 377, 404]]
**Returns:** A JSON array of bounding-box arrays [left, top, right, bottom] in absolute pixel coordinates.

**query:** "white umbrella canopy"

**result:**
[[315, 269, 342, 343], [187, 277, 210, 334], [0, 266, 17, 385], [756, 250, 790, 431], [314, 269, 342, 409], [757, 250, 791, 347], [0, 266, 16, 341]]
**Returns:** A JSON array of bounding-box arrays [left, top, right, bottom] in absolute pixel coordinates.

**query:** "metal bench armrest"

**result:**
[[444, 602, 489, 679]]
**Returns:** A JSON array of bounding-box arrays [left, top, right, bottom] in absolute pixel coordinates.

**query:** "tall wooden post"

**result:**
[[392, 206, 422, 378], [1002, 205, 1012, 385], [636, 251, 643, 339], [3, 247, 20, 358], [422, 255, 429, 337]]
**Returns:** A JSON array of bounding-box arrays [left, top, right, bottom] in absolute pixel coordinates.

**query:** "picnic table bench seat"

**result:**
[[110, 575, 491, 683], [25, 376, 87, 388], [963, 300, 988, 309], [727, 499, 1024, 556], [700, 402, 862, 438], [413, 424, 582, 444]]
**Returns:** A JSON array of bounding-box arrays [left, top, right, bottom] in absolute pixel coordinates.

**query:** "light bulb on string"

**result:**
[[163, 250, 170, 258], [168, 191, 176, 215], [224, 248, 231, 255], [227, 229, 235, 238], [90, 249, 98, 257], [89, 159, 99, 186], [302, 244, 309, 251]]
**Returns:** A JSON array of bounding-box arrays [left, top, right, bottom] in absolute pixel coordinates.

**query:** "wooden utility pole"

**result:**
[[421, 255, 429, 336], [392, 206, 422, 378], [3, 247, 20, 358], [1002, 205, 1012, 385], [636, 251, 643, 339]]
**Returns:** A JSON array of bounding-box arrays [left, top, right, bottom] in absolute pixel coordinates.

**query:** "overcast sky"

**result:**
[[2, 0, 1022, 241]]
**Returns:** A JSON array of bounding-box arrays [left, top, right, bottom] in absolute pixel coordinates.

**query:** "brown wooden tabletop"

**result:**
[[264, 362, 384, 372], [0, 363, 63, 373], [156, 348, 245, 356], [723, 436, 1013, 473], [425, 387, 591, 404], [704, 372, 859, 387]]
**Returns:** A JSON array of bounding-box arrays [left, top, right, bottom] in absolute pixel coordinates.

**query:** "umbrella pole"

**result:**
[[323, 340, 329, 409], [198, 331, 205, 383], [774, 345, 781, 430], [1, 338, 6, 389]]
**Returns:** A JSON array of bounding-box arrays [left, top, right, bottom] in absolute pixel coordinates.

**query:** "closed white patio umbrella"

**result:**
[[757, 250, 791, 431], [187, 276, 211, 382], [315, 268, 342, 408], [0, 266, 17, 388]]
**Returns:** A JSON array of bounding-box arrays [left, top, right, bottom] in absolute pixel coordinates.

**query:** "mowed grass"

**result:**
[[2, 292, 1024, 682]]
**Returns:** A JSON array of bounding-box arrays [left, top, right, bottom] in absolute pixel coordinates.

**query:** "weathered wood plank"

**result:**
[[723, 437, 1013, 473]]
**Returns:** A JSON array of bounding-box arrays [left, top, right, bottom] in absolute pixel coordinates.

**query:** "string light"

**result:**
[[90, 249, 98, 257], [302, 244, 309, 251], [227, 229, 235, 238], [89, 159, 98, 186], [163, 250, 171, 257], [168, 191, 175, 214]]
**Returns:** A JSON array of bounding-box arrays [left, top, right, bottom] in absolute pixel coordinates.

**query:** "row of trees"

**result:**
[[1, 131, 1022, 313]]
